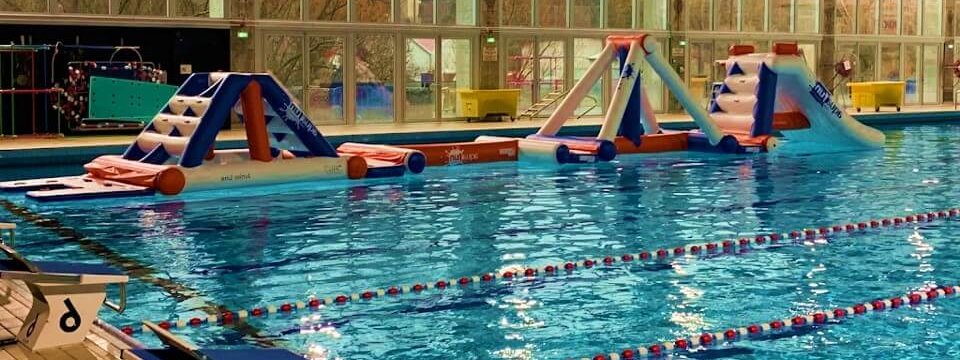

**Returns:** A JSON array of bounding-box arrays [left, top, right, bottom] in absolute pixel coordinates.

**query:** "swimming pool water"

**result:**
[[4, 123, 960, 359]]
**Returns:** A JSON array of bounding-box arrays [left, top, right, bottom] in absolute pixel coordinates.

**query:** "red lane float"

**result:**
[[582, 284, 960, 360], [119, 208, 959, 335]]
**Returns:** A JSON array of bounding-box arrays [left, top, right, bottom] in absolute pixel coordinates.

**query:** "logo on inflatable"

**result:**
[[281, 102, 319, 136], [808, 82, 843, 119], [445, 147, 478, 165]]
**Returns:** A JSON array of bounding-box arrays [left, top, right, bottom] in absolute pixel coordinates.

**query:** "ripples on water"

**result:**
[[3, 124, 960, 359]]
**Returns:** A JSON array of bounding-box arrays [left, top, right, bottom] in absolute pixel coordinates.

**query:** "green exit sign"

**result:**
[[237, 30, 249, 39], [485, 35, 496, 44]]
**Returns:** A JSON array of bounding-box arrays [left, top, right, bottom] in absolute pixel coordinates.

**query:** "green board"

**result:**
[[87, 76, 178, 123]]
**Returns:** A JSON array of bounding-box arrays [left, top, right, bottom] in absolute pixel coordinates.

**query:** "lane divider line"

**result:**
[[0, 199, 275, 345], [581, 284, 959, 360], [118, 208, 959, 336]]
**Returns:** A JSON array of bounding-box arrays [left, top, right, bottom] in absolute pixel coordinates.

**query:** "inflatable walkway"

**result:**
[[0, 73, 425, 201], [711, 44, 885, 151]]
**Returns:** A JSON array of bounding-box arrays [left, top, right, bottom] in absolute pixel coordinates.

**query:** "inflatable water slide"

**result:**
[[0, 73, 425, 201], [530, 36, 884, 157], [711, 44, 885, 151]]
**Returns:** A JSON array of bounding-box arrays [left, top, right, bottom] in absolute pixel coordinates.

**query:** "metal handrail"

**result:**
[[576, 95, 600, 119], [104, 283, 127, 313]]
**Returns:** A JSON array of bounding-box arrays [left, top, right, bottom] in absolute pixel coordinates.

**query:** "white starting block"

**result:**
[[122, 321, 305, 360], [0, 242, 128, 351]]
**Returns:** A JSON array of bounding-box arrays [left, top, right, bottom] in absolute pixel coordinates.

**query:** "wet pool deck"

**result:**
[[0, 279, 131, 360]]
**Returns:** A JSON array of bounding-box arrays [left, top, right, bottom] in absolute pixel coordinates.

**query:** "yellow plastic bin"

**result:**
[[846, 81, 905, 112], [457, 89, 520, 122]]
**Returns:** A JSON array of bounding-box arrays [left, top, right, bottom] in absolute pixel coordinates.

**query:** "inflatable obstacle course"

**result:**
[[0, 73, 424, 201]]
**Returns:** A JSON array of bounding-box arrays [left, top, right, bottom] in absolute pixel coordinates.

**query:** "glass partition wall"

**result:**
[[10, 0, 952, 124]]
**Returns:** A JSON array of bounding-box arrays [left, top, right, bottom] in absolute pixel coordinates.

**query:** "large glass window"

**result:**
[[310, 0, 348, 21], [689, 41, 714, 107], [713, 0, 738, 31], [307, 36, 344, 124], [502, 0, 532, 26], [405, 38, 436, 120], [355, 34, 396, 123], [922, 0, 942, 36], [571, 0, 601, 28], [878, 0, 898, 34], [798, 42, 817, 72], [1, 0, 46, 12], [353, 0, 392, 22], [903, 44, 919, 103], [399, 0, 432, 23], [438, 0, 474, 25], [921, 44, 939, 104], [505, 38, 536, 109], [538, 40, 565, 112], [686, 0, 711, 31], [53, 0, 108, 14], [742, 0, 764, 32], [795, 0, 818, 33], [639, 0, 667, 30], [836, 0, 855, 34], [174, 1, 224, 17], [264, 33, 305, 104], [880, 43, 900, 80], [856, 44, 877, 82], [768, 0, 790, 33], [606, 0, 633, 29], [113, 0, 166, 15], [537, 0, 566, 28], [230, 0, 253, 18], [857, 0, 877, 34], [259, 0, 300, 19], [642, 49, 664, 112], [835, 43, 856, 105], [573, 38, 603, 117], [440, 38, 472, 119], [902, 0, 919, 35]]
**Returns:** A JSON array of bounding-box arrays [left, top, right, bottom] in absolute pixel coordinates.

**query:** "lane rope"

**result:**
[[581, 283, 960, 360], [118, 208, 959, 336]]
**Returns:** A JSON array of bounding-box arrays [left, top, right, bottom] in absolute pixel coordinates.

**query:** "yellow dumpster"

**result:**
[[457, 89, 520, 122], [846, 81, 905, 112]]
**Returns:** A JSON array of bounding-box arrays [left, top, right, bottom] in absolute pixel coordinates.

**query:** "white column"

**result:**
[[598, 40, 644, 141]]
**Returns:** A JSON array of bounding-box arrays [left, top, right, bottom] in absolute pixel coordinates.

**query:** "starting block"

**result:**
[[123, 321, 305, 360], [0, 242, 128, 351]]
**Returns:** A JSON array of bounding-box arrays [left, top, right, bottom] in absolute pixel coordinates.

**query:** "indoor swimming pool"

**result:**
[[3, 123, 960, 359]]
